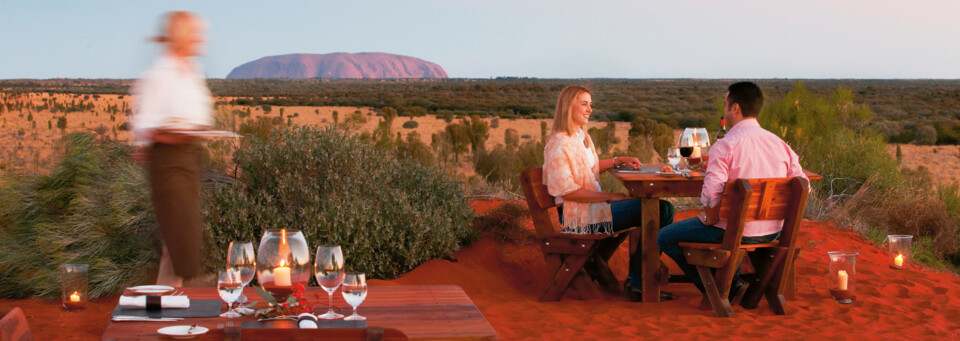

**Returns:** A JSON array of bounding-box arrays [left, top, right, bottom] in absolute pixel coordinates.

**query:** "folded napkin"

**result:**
[[298, 313, 319, 329], [118, 295, 190, 309]]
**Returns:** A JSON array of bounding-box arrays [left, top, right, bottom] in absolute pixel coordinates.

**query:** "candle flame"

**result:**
[[896, 253, 904, 262], [279, 259, 286, 267], [72, 291, 79, 296], [281, 229, 287, 245]]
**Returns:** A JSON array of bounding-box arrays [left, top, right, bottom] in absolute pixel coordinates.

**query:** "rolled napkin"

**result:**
[[118, 295, 190, 309], [297, 313, 319, 329]]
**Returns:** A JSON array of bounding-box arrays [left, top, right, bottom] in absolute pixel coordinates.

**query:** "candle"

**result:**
[[837, 270, 848, 291], [894, 253, 904, 268], [274, 259, 292, 287], [691, 146, 702, 158], [70, 291, 80, 303]]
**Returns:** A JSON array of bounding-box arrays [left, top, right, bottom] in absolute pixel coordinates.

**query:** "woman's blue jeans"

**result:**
[[559, 199, 675, 290], [657, 217, 779, 292]]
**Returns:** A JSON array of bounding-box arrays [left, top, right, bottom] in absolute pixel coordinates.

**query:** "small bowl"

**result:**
[[157, 325, 209, 339]]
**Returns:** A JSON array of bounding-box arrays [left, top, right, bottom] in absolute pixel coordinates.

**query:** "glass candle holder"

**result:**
[[60, 264, 89, 311], [827, 251, 858, 304], [885, 235, 913, 270], [256, 229, 311, 301]]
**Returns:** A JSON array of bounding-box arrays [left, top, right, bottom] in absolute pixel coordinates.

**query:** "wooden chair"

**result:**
[[678, 177, 808, 317], [520, 167, 636, 301], [0, 307, 32, 341]]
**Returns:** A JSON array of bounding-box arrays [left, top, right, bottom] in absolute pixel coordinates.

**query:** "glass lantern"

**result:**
[[885, 235, 913, 270], [60, 264, 89, 311], [827, 251, 858, 304], [256, 229, 311, 300]]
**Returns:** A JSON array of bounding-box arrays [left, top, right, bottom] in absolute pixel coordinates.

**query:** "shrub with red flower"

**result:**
[[253, 283, 316, 319]]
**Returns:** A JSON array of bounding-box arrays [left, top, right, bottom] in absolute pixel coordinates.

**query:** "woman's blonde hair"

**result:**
[[150, 11, 199, 43], [551, 85, 593, 147]]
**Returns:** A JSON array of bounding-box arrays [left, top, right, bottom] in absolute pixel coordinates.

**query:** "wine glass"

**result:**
[[678, 128, 696, 170], [315, 245, 345, 319], [227, 241, 256, 315], [666, 148, 681, 172], [218, 269, 243, 318], [341, 272, 367, 321]]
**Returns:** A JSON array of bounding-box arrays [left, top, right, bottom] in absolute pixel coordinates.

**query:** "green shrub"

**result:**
[[474, 140, 544, 193], [402, 120, 418, 129], [204, 126, 475, 279], [0, 133, 158, 298]]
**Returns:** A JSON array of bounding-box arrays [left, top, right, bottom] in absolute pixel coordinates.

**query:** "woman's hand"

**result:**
[[614, 156, 642, 169], [606, 192, 631, 202], [131, 146, 149, 165]]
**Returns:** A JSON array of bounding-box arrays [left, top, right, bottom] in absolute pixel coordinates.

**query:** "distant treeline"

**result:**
[[2, 78, 959, 144]]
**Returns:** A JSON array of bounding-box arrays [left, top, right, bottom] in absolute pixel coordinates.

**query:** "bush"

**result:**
[[916, 125, 937, 145], [470, 202, 532, 243], [0, 133, 158, 298], [402, 120, 418, 129], [629, 117, 673, 162], [204, 126, 476, 279], [474, 140, 544, 193]]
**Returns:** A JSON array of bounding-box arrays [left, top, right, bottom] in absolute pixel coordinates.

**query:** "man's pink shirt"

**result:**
[[701, 118, 808, 237]]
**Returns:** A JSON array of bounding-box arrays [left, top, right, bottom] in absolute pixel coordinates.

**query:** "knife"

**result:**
[[111, 316, 184, 322]]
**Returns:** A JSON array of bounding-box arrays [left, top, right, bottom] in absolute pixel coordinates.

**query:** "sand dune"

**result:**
[[2, 202, 959, 339]]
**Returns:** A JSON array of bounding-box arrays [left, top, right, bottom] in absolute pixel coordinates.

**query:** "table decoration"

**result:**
[[60, 263, 89, 311], [256, 229, 311, 301], [885, 235, 913, 270], [828, 251, 858, 304], [253, 282, 316, 320]]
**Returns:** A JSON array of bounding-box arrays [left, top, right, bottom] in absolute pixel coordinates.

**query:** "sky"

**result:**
[[1, 0, 959, 79]]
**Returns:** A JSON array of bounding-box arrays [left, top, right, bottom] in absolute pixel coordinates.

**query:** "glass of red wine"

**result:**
[[679, 128, 696, 170]]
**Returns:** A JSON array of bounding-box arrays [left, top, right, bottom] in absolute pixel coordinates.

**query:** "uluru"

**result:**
[[225, 52, 448, 79]]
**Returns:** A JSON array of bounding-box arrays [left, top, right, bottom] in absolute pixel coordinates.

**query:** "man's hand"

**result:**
[[698, 204, 721, 225]]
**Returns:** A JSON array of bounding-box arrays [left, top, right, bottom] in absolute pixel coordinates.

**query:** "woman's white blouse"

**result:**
[[130, 54, 213, 146]]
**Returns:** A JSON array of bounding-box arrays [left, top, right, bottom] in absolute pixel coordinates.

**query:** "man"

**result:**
[[657, 81, 808, 298]]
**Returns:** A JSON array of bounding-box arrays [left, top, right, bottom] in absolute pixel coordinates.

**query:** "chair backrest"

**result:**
[[716, 177, 810, 252], [0, 307, 32, 341], [520, 167, 562, 238]]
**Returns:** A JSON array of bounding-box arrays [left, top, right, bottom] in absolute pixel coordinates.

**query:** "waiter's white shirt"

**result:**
[[130, 54, 213, 147]]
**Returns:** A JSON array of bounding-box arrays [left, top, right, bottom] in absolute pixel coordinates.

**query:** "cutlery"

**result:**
[[187, 323, 199, 334]]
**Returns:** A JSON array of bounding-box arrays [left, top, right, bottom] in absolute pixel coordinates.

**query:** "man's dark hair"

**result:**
[[727, 82, 763, 117]]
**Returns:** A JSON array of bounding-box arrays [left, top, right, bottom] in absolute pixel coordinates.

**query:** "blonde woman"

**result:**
[[131, 11, 213, 286], [542, 85, 675, 301]]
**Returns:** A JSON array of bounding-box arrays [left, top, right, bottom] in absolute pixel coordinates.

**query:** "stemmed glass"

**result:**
[[217, 269, 243, 318], [227, 241, 256, 315], [315, 245, 345, 319], [678, 128, 696, 170], [341, 273, 367, 321], [666, 148, 681, 172]]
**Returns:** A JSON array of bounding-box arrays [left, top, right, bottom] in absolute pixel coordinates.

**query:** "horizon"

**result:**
[[2, 0, 960, 79]]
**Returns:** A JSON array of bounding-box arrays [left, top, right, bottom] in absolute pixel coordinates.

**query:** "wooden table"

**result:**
[[101, 285, 498, 340], [612, 167, 822, 303]]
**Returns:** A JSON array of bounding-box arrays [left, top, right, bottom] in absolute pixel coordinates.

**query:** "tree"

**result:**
[[56, 116, 67, 130], [442, 121, 470, 163], [629, 117, 673, 161], [540, 121, 548, 143], [588, 122, 619, 156], [916, 125, 937, 145], [465, 116, 490, 161], [504, 128, 519, 148]]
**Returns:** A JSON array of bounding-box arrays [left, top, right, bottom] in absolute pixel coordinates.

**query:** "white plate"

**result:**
[[128, 285, 174, 295], [157, 325, 209, 339]]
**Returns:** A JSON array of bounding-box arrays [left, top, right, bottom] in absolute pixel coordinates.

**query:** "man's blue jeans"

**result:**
[[559, 199, 675, 290], [657, 217, 779, 292]]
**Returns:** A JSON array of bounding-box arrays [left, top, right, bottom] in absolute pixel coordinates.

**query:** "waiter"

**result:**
[[131, 11, 212, 286]]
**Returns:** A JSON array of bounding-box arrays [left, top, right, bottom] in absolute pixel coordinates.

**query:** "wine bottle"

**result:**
[[716, 115, 727, 140]]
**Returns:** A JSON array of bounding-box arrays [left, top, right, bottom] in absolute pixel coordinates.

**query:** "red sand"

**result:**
[[3, 200, 960, 340]]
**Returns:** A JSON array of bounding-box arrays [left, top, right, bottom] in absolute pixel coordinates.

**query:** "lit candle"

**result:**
[[70, 291, 81, 302], [837, 270, 848, 291], [691, 146, 702, 158], [894, 253, 904, 268], [274, 259, 292, 287]]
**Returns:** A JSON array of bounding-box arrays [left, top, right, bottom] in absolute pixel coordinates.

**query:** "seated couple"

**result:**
[[541, 82, 807, 301]]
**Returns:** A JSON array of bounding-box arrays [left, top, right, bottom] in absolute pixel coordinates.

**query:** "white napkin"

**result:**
[[297, 313, 319, 329], [118, 295, 190, 309]]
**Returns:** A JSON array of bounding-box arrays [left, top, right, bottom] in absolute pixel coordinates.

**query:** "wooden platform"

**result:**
[[101, 285, 498, 340]]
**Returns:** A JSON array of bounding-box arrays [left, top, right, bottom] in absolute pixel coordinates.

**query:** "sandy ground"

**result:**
[[3, 202, 960, 339]]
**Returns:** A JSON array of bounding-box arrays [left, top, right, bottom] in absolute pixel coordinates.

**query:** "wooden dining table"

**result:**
[[100, 285, 498, 340], [612, 167, 822, 303]]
